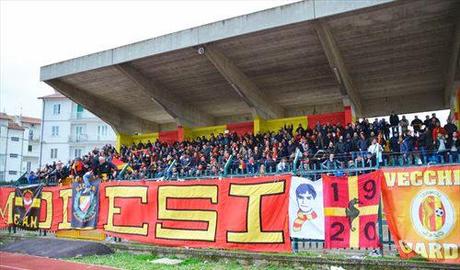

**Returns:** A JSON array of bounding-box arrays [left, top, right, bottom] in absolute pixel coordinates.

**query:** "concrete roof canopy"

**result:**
[[40, 0, 460, 135]]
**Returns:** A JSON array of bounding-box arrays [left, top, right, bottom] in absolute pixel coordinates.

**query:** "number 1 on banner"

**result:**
[[323, 173, 381, 249]]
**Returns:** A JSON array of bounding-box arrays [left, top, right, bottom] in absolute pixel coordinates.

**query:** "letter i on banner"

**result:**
[[323, 172, 381, 249]]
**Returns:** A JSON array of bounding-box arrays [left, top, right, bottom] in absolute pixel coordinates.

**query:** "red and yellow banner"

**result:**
[[0, 176, 291, 252], [323, 172, 381, 249], [379, 165, 460, 264]]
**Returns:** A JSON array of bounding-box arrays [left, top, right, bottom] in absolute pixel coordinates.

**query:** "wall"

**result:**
[[115, 111, 347, 149], [255, 116, 308, 133]]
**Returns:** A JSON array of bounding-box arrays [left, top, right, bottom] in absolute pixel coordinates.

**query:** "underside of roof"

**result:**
[[40, 0, 460, 134]]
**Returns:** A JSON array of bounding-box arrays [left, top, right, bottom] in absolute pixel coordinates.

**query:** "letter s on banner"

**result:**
[[156, 185, 218, 241]]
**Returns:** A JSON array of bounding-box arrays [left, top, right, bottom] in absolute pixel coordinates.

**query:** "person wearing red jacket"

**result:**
[[432, 122, 446, 141]]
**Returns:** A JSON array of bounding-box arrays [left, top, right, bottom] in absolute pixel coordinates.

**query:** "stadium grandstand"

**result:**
[[34, 0, 460, 183]]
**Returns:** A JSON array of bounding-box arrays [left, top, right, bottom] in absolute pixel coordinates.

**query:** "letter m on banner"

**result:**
[[323, 171, 381, 249]]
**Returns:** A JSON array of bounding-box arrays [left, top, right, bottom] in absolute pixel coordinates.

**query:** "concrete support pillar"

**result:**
[[115, 133, 132, 152], [253, 116, 266, 134], [344, 106, 354, 125], [343, 97, 357, 124], [177, 126, 192, 141]]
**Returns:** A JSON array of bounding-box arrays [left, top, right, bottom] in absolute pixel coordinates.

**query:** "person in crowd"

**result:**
[[411, 115, 423, 135], [435, 133, 447, 163], [444, 119, 457, 136], [447, 132, 460, 162], [321, 154, 341, 170], [97, 156, 117, 180], [277, 158, 288, 172], [31, 117, 458, 183], [368, 138, 384, 165], [27, 171, 39, 185], [399, 115, 409, 135], [47, 160, 69, 185], [389, 111, 400, 136]]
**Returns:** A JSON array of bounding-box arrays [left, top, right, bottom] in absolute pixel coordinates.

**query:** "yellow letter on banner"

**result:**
[[156, 185, 218, 241], [104, 186, 148, 235], [39, 191, 53, 229], [227, 181, 285, 243], [58, 189, 72, 230], [0, 191, 15, 225]]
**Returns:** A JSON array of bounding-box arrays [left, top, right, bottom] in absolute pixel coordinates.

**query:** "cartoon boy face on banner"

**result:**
[[289, 177, 325, 240]]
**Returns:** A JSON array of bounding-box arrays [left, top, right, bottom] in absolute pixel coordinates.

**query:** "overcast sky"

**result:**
[[0, 0, 299, 118], [0, 0, 449, 124]]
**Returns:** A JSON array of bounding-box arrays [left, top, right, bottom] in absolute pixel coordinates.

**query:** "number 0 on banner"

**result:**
[[323, 172, 381, 249]]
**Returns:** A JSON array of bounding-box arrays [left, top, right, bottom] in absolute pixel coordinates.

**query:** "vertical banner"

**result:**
[[71, 179, 100, 229], [13, 184, 43, 230], [289, 177, 324, 240], [0, 187, 15, 229], [379, 166, 460, 264], [323, 172, 381, 249]]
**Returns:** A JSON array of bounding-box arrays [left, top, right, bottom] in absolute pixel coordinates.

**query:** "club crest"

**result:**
[[410, 189, 455, 241], [72, 183, 97, 223]]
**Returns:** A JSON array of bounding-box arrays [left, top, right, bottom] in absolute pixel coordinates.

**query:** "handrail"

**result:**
[[164, 160, 177, 180], [292, 148, 302, 174], [223, 154, 234, 177]]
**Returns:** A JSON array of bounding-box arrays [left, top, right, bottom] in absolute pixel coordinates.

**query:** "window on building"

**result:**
[[28, 145, 32, 152], [74, 148, 82, 158], [52, 126, 59, 136], [98, 125, 108, 138], [26, 161, 31, 173], [76, 104, 84, 113], [11, 137, 19, 142], [75, 126, 83, 135], [8, 171, 17, 175], [9, 153, 18, 158], [0, 172, 4, 180], [50, 148, 58, 159], [28, 129, 34, 140], [53, 104, 61, 115]]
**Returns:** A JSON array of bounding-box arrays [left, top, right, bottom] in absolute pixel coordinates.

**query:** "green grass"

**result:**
[[70, 251, 301, 270]]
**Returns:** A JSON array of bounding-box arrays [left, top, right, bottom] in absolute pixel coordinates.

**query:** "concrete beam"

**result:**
[[314, 20, 363, 116], [115, 63, 215, 127], [40, 0, 393, 81], [362, 91, 446, 118], [445, 16, 460, 106], [202, 44, 284, 119], [46, 79, 159, 134]]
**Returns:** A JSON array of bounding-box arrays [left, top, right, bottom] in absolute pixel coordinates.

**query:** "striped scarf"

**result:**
[[293, 210, 317, 232]]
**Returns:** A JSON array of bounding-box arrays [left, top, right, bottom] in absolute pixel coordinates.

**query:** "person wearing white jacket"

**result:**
[[368, 138, 384, 165]]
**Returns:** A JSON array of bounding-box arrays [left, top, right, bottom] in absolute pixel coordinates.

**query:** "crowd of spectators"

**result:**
[[26, 112, 459, 184]]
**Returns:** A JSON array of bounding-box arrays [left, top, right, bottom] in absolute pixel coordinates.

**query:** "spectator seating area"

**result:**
[[22, 112, 459, 185]]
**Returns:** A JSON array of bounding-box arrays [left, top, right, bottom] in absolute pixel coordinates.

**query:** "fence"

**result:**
[[4, 150, 459, 256]]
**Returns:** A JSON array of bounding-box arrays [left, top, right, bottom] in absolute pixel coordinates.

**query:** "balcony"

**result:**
[[28, 134, 40, 143], [71, 111, 98, 121], [68, 134, 88, 143]]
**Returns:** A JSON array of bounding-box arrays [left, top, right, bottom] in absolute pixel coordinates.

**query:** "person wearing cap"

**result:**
[[96, 156, 117, 181], [47, 160, 69, 185]]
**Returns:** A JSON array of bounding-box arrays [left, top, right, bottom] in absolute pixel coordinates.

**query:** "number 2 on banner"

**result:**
[[324, 175, 381, 249]]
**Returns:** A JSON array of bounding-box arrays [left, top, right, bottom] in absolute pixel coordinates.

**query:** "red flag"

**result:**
[[111, 157, 126, 170], [323, 172, 381, 249]]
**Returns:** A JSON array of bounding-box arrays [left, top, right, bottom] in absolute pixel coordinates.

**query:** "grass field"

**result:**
[[70, 251, 306, 270]]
